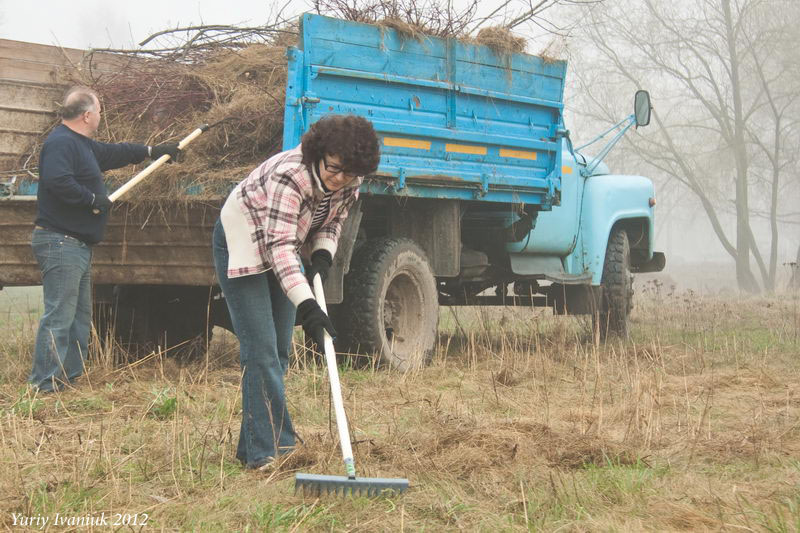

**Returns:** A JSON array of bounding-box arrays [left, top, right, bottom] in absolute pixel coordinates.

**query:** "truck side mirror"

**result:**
[[634, 90, 651, 127]]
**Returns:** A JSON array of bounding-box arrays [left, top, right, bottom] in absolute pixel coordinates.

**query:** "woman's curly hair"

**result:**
[[301, 115, 380, 177]]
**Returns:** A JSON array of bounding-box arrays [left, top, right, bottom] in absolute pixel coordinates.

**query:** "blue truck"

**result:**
[[0, 14, 664, 368]]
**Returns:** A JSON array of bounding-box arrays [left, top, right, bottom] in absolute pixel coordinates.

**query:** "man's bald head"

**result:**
[[61, 86, 99, 120]]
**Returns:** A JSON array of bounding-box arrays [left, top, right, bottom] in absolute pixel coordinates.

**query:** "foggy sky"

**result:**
[[0, 0, 275, 50]]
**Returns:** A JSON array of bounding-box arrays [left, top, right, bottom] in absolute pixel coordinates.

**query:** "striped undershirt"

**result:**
[[310, 190, 333, 233]]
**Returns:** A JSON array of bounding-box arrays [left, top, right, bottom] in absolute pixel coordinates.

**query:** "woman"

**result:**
[[213, 114, 380, 470]]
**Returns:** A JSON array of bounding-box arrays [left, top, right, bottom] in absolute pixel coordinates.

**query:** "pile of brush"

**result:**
[[82, 38, 295, 201]]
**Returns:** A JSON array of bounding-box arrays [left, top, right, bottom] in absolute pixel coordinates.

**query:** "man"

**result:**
[[30, 85, 180, 392]]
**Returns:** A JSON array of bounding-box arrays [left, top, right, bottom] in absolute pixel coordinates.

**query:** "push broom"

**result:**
[[294, 274, 409, 497]]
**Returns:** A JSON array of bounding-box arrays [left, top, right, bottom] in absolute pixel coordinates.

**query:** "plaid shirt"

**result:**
[[219, 145, 360, 306]]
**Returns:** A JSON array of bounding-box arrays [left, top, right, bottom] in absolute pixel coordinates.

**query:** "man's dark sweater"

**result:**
[[35, 124, 149, 245]]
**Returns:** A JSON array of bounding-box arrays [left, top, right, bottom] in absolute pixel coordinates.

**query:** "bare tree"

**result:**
[[573, 0, 800, 292]]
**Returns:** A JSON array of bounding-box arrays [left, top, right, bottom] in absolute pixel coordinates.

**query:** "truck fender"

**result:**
[[580, 174, 656, 285]]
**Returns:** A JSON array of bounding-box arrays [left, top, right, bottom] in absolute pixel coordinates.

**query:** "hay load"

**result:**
[[474, 26, 527, 54], [83, 41, 294, 200]]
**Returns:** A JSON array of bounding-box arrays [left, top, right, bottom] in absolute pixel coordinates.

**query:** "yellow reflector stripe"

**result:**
[[562, 166, 573, 175], [499, 148, 537, 160], [383, 137, 431, 150], [445, 143, 487, 155]]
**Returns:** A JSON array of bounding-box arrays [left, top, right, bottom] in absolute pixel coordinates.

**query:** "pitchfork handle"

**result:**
[[92, 124, 210, 214]]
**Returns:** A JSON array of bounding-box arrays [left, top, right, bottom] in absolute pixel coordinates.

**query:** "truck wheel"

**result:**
[[335, 238, 438, 371], [94, 285, 212, 360], [595, 228, 633, 339]]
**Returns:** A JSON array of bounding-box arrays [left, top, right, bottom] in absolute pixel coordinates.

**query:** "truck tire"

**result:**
[[94, 285, 212, 360], [335, 237, 438, 371], [595, 228, 633, 339]]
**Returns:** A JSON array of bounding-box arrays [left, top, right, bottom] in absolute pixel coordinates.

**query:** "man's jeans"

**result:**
[[212, 219, 297, 468], [30, 229, 92, 392]]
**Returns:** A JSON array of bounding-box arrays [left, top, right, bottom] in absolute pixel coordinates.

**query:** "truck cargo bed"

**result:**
[[0, 197, 217, 287], [284, 14, 566, 207]]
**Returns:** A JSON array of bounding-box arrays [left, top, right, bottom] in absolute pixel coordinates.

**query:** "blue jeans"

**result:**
[[30, 229, 93, 392], [212, 219, 297, 468]]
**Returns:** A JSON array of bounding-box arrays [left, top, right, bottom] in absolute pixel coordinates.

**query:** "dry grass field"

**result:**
[[1, 284, 799, 531]]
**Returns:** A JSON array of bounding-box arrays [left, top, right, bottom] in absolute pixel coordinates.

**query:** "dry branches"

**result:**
[[313, 0, 479, 37]]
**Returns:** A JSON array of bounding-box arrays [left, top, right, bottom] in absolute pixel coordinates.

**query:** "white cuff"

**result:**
[[287, 283, 315, 307], [312, 237, 337, 257]]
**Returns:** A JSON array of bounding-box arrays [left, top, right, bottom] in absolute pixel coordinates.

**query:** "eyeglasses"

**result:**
[[322, 157, 357, 181]]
